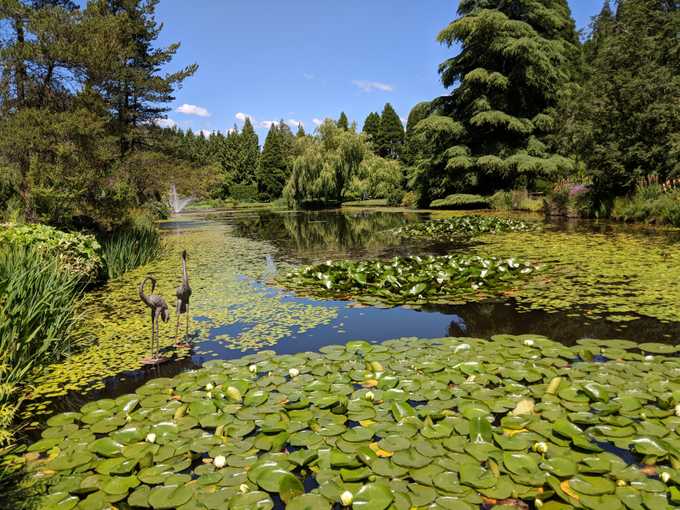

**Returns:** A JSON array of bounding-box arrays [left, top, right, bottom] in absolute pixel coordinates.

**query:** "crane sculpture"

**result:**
[[139, 276, 170, 364], [175, 250, 192, 347]]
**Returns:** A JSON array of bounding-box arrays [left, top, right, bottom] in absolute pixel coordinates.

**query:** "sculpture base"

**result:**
[[141, 355, 169, 366]]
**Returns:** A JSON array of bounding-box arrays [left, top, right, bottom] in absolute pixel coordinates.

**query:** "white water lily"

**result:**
[[249, 364, 257, 373], [523, 339, 535, 347], [644, 355, 654, 361], [340, 490, 353, 506], [661, 472, 671, 483], [533, 442, 548, 454], [205, 383, 214, 391], [535, 499, 543, 509], [675, 404, 680, 417], [364, 391, 375, 402], [454, 343, 470, 353], [616, 479, 627, 487], [521, 267, 532, 274], [145, 433, 156, 443], [213, 455, 226, 468], [480, 269, 488, 279], [226, 386, 242, 403], [206, 391, 212, 399], [289, 368, 300, 378], [239, 483, 249, 494]]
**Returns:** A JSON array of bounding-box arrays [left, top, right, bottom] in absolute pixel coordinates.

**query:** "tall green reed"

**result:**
[[100, 224, 162, 280]]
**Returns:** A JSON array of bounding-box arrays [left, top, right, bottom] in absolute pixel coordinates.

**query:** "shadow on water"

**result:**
[[46, 208, 680, 413]]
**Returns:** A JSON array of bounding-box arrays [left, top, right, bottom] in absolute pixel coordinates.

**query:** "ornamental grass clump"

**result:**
[[101, 223, 162, 280]]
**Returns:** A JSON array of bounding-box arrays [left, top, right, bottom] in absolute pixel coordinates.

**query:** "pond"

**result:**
[[24, 208, 680, 418], [19, 208, 680, 510]]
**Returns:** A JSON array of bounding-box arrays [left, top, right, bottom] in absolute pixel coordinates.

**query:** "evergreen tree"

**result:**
[[84, 0, 197, 155], [402, 101, 432, 166], [558, 0, 680, 200], [296, 124, 306, 138], [338, 112, 349, 131], [377, 103, 404, 159], [256, 123, 293, 199], [434, 0, 579, 193], [236, 117, 259, 184], [362, 112, 381, 147]]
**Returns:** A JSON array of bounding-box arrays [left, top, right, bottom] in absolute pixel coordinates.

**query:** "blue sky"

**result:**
[[155, 1, 604, 139]]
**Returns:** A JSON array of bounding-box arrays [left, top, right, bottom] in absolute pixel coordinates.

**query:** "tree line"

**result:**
[[0, 0, 677, 223]]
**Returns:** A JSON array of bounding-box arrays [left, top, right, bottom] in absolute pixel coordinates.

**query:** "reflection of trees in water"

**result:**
[[229, 210, 438, 263], [428, 301, 680, 346]]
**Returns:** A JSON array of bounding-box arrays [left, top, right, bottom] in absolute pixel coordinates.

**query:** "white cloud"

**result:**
[[286, 119, 304, 128], [155, 117, 177, 128], [352, 80, 394, 93], [227, 127, 237, 134], [312, 118, 324, 126], [259, 120, 277, 129], [177, 104, 211, 117], [235, 112, 253, 122]]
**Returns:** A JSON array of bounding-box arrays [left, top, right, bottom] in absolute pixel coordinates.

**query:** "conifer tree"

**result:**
[[433, 0, 579, 192], [377, 103, 404, 159], [338, 112, 350, 131], [296, 124, 306, 138], [362, 112, 381, 146], [256, 122, 294, 199], [236, 117, 259, 184]]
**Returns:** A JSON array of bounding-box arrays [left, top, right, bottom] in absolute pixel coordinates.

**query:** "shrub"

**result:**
[[401, 191, 420, 209], [429, 194, 490, 210], [229, 184, 260, 202], [491, 189, 543, 212], [544, 180, 592, 218], [100, 223, 162, 280], [0, 224, 102, 282]]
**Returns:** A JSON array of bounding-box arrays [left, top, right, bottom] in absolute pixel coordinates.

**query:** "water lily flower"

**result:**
[[340, 490, 353, 506], [675, 404, 680, 417], [644, 355, 654, 361], [206, 391, 212, 399], [249, 364, 257, 373], [289, 368, 300, 378], [661, 472, 671, 483], [465, 375, 476, 383], [616, 479, 627, 487], [205, 383, 214, 391], [523, 339, 535, 347], [480, 269, 488, 279], [145, 433, 156, 443], [239, 484, 249, 494], [226, 386, 242, 403], [535, 500, 543, 509], [213, 455, 226, 468], [364, 391, 375, 401], [454, 343, 470, 353], [533, 442, 548, 454]]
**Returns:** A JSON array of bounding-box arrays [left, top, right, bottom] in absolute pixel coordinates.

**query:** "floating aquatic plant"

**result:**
[[22, 225, 336, 417], [278, 255, 540, 307], [26, 334, 680, 509], [395, 215, 536, 240]]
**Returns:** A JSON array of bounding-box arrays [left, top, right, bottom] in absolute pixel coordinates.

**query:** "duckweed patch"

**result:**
[[23, 225, 336, 416], [25, 334, 680, 510], [395, 216, 536, 241], [278, 255, 540, 306], [474, 229, 680, 323]]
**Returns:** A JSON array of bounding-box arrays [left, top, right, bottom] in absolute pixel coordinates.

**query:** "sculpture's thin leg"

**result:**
[[175, 303, 180, 342], [150, 310, 155, 360], [185, 304, 190, 342]]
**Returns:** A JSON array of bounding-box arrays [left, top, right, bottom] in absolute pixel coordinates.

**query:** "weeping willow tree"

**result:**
[[283, 120, 366, 208], [412, 0, 579, 203]]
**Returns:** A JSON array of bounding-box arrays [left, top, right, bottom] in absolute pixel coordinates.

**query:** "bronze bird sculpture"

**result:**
[[175, 250, 192, 346], [139, 276, 170, 363]]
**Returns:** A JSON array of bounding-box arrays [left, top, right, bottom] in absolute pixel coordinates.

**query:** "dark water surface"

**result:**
[[48, 207, 680, 414]]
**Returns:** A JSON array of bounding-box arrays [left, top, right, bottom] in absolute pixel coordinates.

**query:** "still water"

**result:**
[[46, 207, 680, 414]]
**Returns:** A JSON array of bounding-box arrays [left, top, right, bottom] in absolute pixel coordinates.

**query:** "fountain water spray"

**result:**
[[168, 184, 193, 214]]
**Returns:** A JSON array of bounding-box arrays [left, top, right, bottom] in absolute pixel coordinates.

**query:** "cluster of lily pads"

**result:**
[[395, 216, 536, 241], [278, 255, 540, 306], [26, 334, 680, 509]]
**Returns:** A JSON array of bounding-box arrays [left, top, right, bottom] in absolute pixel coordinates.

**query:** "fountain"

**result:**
[[168, 184, 193, 214]]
